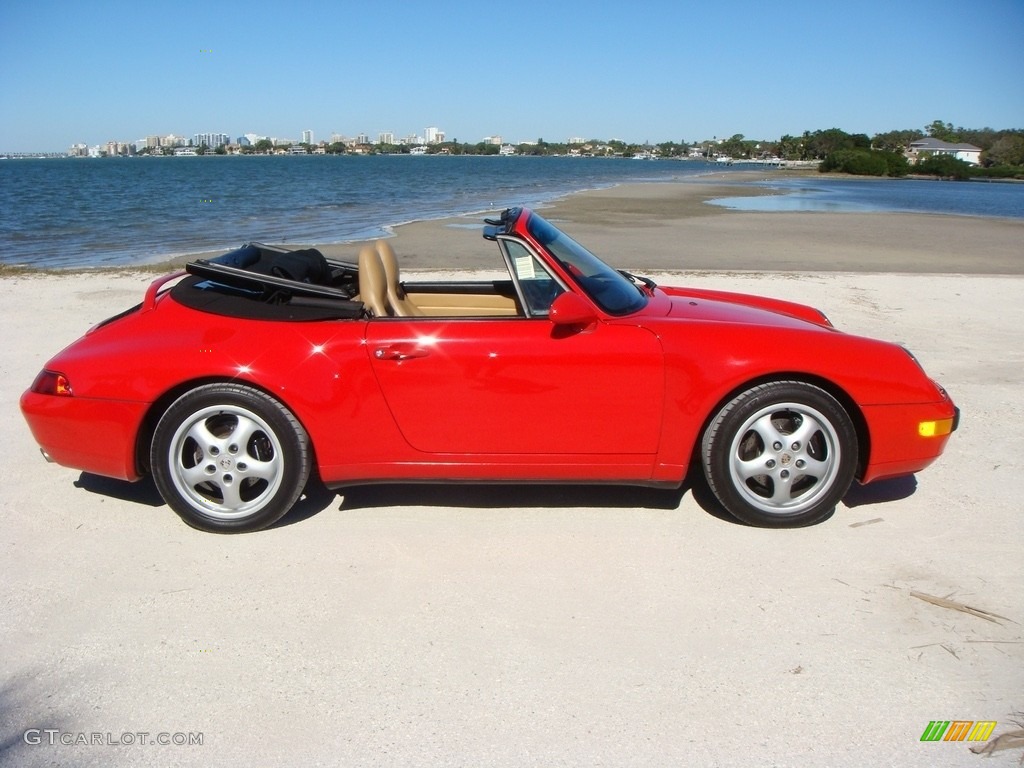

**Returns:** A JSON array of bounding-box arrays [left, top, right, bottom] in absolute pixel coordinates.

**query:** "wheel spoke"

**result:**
[[798, 455, 830, 482], [185, 420, 220, 454], [769, 477, 793, 504], [749, 414, 785, 449], [231, 417, 262, 455], [788, 416, 821, 449], [242, 457, 280, 482], [734, 456, 770, 481], [181, 462, 213, 488], [218, 479, 244, 510]]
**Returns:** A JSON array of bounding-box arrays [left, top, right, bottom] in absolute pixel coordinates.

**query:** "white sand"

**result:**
[[3, 260, 1022, 766]]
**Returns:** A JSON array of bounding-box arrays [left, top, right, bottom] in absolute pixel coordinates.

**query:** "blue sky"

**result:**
[[2, 0, 1022, 152]]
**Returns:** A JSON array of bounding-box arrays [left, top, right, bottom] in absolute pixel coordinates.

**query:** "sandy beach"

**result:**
[[3, 180, 1022, 767]]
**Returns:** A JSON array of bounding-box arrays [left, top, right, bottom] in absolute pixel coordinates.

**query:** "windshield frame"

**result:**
[[523, 211, 647, 316]]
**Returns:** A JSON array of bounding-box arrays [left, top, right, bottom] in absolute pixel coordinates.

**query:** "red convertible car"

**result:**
[[21, 207, 957, 533]]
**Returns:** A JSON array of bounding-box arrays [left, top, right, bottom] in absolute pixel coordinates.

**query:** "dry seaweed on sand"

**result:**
[[969, 712, 1024, 762], [909, 590, 1015, 625]]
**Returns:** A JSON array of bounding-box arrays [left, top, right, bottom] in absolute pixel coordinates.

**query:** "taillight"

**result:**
[[31, 370, 73, 396]]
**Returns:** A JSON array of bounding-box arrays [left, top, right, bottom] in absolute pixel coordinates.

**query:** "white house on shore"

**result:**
[[907, 138, 982, 165]]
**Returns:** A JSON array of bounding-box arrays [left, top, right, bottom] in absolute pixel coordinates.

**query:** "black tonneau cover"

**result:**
[[173, 244, 364, 321]]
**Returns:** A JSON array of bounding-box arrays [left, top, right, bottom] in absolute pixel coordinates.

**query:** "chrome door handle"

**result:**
[[373, 346, 428, 361]]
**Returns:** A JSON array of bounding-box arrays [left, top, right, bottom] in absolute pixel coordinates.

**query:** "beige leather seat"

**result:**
[[376, 239, 424, 317], [357, 245, 389, 317]]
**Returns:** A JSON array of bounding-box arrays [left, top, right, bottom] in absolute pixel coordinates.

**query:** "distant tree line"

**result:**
[[783, 120, 1024, 179], [360, 120, 1024, 179], [291, 138, 695, 159]]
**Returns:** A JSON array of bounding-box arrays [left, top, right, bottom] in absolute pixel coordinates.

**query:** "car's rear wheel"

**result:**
[[701, 381, 857, 527], [151, 384, 310, 533]]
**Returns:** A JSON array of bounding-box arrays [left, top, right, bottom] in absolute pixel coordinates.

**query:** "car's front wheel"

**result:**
[[151, 384, 311, 533], [701, 381, 857, 527]]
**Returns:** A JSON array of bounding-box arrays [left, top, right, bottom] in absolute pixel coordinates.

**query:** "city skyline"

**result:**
[[2, 0, 1023, 154], [58, 130, 457, 159], [69, 127, 455, 155]]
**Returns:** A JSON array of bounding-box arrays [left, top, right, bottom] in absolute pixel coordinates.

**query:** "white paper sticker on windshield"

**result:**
[[515, 255, 536, 279]]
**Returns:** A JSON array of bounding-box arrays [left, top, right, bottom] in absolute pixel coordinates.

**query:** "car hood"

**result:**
[[657, 286, 834, 330]]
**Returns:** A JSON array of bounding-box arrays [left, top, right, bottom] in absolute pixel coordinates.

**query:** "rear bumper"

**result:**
[[20, 391, 147, 481]]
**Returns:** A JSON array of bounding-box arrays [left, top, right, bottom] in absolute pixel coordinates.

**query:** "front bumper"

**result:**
[[860, 400, 959, 484]]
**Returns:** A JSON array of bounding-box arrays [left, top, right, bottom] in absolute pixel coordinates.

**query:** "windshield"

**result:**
[[525, 212, 646, 316]]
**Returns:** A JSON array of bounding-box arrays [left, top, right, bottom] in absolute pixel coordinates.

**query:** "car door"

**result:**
[[365, 315, 665, 457]]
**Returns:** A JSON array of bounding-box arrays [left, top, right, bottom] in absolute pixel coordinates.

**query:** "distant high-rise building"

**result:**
[[378, 131, 395, 145], [193, 132, 229, 148], [302, 130, 313, 145], [425, 126, 444, 145]]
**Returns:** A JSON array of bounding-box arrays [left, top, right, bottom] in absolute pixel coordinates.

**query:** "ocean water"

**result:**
[[707, 176, 1024, 219], [0, 155, 725, 269], [2, 156, 1022, 269]]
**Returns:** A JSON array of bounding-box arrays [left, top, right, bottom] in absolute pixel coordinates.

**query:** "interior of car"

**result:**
[[178, 240, 524, 320]]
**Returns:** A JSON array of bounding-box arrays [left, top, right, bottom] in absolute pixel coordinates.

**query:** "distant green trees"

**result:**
[[801, 120, 1024, 178], [985, 134, 1024, 167], [777, 129, 870, 161], [903, 120, 1024, 175], [872, 129, 924, 154], [925, 119, 960, 142], [820, 149, 909, 176], [655, 141, 688, 158], [914, 155, 972, 180]]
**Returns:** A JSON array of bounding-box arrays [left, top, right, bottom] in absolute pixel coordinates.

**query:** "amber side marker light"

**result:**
[[32, 370, 73, 397], [918, 418, 954, 438]]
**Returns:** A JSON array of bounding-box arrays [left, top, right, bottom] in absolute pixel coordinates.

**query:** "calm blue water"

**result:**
[[2, 157, 1022, 269], [0, 156, 724, 269], [707, 176, 1024, 219]]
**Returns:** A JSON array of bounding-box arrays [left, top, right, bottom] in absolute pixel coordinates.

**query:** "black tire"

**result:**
[[151, 384, 311, 533], [701, 381, 857, 528]]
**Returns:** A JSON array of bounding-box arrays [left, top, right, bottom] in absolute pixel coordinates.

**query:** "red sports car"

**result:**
[[21, 207, 958, 533]]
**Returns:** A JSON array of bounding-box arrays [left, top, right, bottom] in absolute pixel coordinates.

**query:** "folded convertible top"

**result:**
[[173, 244, 364, 321]]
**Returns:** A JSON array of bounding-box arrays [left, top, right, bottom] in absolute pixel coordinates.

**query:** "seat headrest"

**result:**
[[357, 246, 389, 317]]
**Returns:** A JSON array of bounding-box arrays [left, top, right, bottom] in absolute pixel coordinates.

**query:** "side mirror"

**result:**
[[549, 291, 598, 327]]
